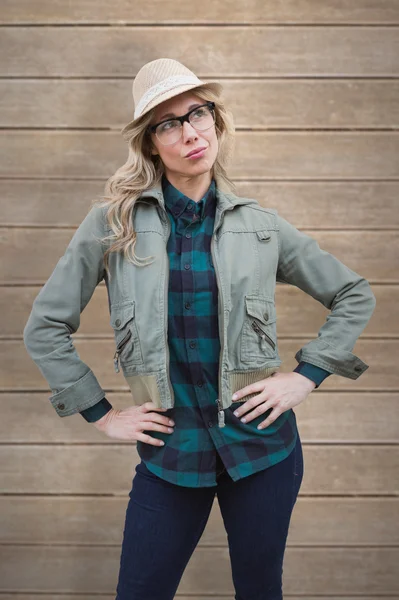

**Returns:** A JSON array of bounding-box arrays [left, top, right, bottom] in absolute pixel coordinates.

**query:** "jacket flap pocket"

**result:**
[[256, 229, 271, 241], [245, 295, 276, 324], [110, 301, 135, 330]]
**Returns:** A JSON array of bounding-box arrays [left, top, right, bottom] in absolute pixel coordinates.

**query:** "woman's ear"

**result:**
[[150, 142, 159, 156]]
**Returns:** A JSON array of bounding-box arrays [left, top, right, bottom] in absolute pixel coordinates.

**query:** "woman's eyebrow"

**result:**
[[158, 103, 202, 120]]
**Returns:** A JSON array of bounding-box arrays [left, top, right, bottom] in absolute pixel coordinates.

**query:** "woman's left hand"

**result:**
[[231, 371, 316, 429]]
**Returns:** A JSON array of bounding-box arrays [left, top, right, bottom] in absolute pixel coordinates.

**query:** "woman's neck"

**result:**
[[163, 170, 212, 202]]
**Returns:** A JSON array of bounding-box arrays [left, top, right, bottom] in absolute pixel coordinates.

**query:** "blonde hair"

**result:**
[[91, 85, 236, 280]]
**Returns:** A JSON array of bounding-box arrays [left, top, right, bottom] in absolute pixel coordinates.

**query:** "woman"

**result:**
[[23, 58, 376, 599]]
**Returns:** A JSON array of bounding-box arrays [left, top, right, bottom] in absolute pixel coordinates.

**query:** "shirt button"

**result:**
[[189, 340, 196, 348], [197, 380, 203, 387], [187, 204, 194, 211], [208, 421, 213, 428], [184, 264, 191, 270], [263, 312, 269, 321], [354, 365, 363, 372], [185, 302, 191, 309], [57, 403, 65, 411], [185, 233, 191, 239], [115, 319, 121, 327]]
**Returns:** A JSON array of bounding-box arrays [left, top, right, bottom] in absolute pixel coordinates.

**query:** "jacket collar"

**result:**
[[161, 173, 216, 222]]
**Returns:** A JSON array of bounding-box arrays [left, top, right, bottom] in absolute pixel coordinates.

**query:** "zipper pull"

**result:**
[[113, 350, 120, 373], [112, 330, 132, 373], [216, 398, 226, 428], [251, 320, 276, 350]]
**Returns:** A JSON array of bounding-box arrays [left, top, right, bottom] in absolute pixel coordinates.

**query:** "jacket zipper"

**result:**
[[211, 222, 225, 428], [113, 329, 132, 373], [163, 213, 174, 406], [251, 320, 276, 350]]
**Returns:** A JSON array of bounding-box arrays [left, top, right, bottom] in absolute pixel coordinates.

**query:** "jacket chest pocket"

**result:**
[[110, 301, 144, 372], [240, 295, 277, 364]]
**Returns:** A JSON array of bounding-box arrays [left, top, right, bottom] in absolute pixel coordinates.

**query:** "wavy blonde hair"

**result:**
[[91, 85, 236, 280]]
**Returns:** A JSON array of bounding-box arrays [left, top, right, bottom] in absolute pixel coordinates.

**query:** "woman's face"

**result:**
[[149, 91, 219, 181]]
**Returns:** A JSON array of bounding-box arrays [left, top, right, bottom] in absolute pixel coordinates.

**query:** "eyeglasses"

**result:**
[[148, 101, 216, 146]]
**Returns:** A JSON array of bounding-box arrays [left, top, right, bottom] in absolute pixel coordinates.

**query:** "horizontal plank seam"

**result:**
[[1, 441, 399, 446], [2, 389, 399, 395], [2, 76, 399, 80], [4, 226, 399, 231], [2, 176, 399, 182], [1, 493, 398, 498], [1, 282, 398, 288], [0, 21, 399, 25], [1, 542, 399, 548], [2, 23, 399, 28], [2, 74, 399, 81], [2, 127, 399, 132], [76, 333, 399, 339]]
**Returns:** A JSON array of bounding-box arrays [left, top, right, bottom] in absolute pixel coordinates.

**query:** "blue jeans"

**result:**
[[115, 431, 303, 600]]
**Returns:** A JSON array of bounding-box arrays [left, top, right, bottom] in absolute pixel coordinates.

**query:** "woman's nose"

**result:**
[[182, 120, 198, 141]]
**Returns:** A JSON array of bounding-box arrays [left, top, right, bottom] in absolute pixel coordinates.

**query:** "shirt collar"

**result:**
[[161, 173, 216, 222]]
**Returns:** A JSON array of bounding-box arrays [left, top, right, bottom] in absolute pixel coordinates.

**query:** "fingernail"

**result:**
[[232, 393, 238, 400]]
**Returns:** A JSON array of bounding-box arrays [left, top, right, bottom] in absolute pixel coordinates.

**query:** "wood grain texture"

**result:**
[[0, 283, 393, 338], [3, 0, 399, 24], [1, 5, 397, 598], [0, 597, 396, 600], [5, 338, 395, 390], [2, 445, 398, 495], [2, 79, 399, 129], [1, 227, 396, 283], [0, 391, 397, 444], [2, 179, 399, 228], [2, 27, 398, 77], [2, 131, 399, 179], [1, 496, 398, 545], [0, 546, 397, 595]]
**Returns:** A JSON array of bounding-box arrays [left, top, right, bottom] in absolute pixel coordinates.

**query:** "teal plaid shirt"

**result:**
[[81, 175, 331, 487]]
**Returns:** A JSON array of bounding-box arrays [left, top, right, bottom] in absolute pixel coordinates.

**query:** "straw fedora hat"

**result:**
[[120, 58, 223, 136]]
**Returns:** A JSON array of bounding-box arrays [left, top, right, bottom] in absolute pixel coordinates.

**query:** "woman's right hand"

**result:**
[[92, 402, 175, 445]]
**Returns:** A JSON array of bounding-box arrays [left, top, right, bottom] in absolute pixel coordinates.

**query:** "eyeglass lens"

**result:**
[[155, 106, 215, 145]]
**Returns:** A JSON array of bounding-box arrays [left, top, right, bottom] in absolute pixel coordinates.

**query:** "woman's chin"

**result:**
[[182, 159, 213, 175]]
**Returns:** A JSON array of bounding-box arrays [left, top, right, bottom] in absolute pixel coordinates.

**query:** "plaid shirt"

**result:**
[[81, 174, 331, 487]]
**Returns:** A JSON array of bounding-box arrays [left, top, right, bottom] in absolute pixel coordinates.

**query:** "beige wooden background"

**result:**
[[1, 1, 399, 598]]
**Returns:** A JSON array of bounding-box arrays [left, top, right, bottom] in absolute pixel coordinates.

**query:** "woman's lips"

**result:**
[[185, 147, 207, 159]]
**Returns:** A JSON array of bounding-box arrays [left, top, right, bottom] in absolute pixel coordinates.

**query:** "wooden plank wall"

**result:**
[[1, 1, 398, 597]]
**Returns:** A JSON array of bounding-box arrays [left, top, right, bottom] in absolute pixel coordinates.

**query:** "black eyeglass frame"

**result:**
[[148, 101, 216, 136]]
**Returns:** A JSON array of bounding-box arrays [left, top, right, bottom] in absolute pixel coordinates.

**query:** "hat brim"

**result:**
[[120, 81, 223, 137]]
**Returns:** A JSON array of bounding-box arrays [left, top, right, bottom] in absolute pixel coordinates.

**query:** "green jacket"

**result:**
[[23, 179, 376, 417]]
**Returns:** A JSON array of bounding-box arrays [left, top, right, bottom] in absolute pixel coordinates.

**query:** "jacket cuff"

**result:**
[[80, 397, 113, 422], [293, 361, 331, 389], [49, 370, 106, 417], [294, 339, 369, 380]]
